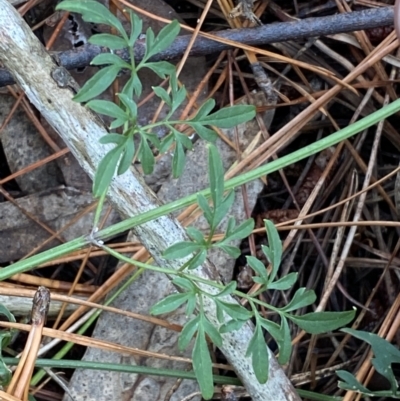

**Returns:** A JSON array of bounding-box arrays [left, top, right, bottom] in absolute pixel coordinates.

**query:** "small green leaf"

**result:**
[[91, 53, 131, 68], [129, 11, 143, 47], [223, 218, 254, 242], [159, 133, 174, 153], [172, 277, 196, 292], [170, 86, 187, 114], [109, 118, 128, 129], [216, 281, 236, 298], [87, 100, 128, 121], [192, 99, 215, 120], [336, 370, 375, 395], [193, 325, 214, 400], [121, 75, 136, 99], [172, 141, 186, 178], [200, 105, 256, 128], [150, 292, 192, 315], [268, 272, 298, 290], [144, 20, 180, 60], [117, 139, 134, 175], [212, 191, 235, 228], [216, 244, 240, 258], [197, 194, 213, 226], [93, 146, 122, 197], [189, 123, 218, 142], [118, 93, 137, 119], [0, 304, 15, 323], [152, 86, 172, 106], [208, 144, 224, 207], [186, 295, 197, 316], [139, 138, 155, 174], [259, 317, 292, 364], [144, 61, 175, 78], [179, 315, 200, 350], [246, 323, 269, 384], [173, 130, 193, 150], [219, 319, 247, 333], [281, 288, 316, 312], [186, 227, 205, 244], [214, 299, 253, 321], [89, 33, 128, 50], [186, 249, 207, 270], [56, 0, 126, 38], [0, 335, 11, 386], [263, 220, 282, 282], [289, 309, 355, 334], [341, 328, 400, 392], [246, 256, 268, 282], [202, 317, 222, 347], [163, 241, 202, 259], [73, 65, 120, 103], [99, 134, 125, 145]]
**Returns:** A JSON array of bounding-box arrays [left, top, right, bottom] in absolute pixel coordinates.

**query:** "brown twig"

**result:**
[[0, 6, 395, 87]]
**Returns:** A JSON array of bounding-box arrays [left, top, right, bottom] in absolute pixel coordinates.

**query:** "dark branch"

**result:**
[[0, 6, 394, 87]]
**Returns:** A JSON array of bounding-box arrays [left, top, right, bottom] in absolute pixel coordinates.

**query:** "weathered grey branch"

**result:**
[[0, 1, 300, 400]]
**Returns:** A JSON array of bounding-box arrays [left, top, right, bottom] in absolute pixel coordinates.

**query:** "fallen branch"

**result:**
[[0, 1, 300, 400], [0, 6, 394, 87]]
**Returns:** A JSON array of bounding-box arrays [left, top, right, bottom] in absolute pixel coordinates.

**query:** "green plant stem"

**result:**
[[5, 357, 241, 385], [1, 98, 400, 281]]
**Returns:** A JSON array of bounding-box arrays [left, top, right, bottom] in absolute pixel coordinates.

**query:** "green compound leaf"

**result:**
[[56, 0, 126, 38], [89, 33, 128, 50], [281, 287, 316, 312], [90, 53, 131, 69], [150, 292, 193, 315], [86, 99, 128, 121], [215, 281, 236, 298], [246, 322, 269, 384], [73, 65, 121, 103], [289, 309, 355, 334], [193, 324, 214, 400], [93, 146, 122, 197], [195, 105, 256, 128]]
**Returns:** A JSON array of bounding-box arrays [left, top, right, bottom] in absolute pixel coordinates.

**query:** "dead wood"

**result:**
[[0, 6, 395, 87]]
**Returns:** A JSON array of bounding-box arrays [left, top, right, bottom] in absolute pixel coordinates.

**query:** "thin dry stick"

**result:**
[[7, 286, 50, 400]]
